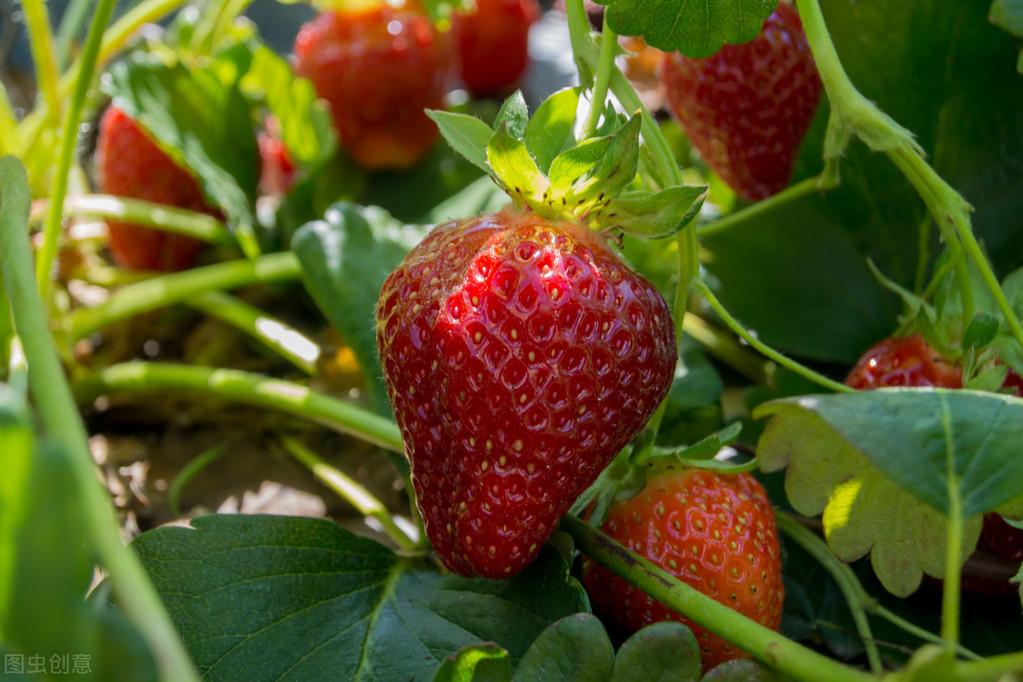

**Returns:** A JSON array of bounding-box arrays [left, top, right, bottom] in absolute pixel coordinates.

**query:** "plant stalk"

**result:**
[[0, 157, 200, 682], [66, 252, 302, 340], [35, 0, 118, 306], [697, 175, 831, 239], [581, 16, 617, 138], [21, 0, 62, 129]]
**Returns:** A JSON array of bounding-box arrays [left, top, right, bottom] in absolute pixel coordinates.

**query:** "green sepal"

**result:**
[[525, 88, 581, 174], [495, 90, 529, 140], [600, 186, 706, 239], [549, 113, 642, 207], [487, 123, 550, 209], [426, 110, 494, 174]]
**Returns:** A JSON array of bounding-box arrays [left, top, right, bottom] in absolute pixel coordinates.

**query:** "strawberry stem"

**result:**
[[31, 194, 234, 246], [20, 0, 62, 131], [796, 0, 1023, 351], [35, 0, 118, 308], [561, 514, 876, 682], [0, 157, 201, 682], [66, 252, 302, 340], [72, 361, 405, 452], [697, 175, 834, 240], [776, 512, 883, 674], [187, 291, 321, 375], [167, 443, 226, 517], [281, 436, 420, 552], [582, 17, 618, 138], [693, 278, 853, 394]]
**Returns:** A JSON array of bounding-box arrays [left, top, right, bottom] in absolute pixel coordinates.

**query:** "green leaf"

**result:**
[[962, 312, 1000, 349], [759, 389, 1023, 516], [104, 53, 261, 258], [597, 0, 778, 58], [512, 615, 613, 682], [645, 422, 742, 464], [755, 396, 986, 596], [433, 644, 512, 682], [0, 384, 33, 625], [702, 660, 781, 682], [524, 88, 581, 174], [603, 186, 706, 238], [241, 45, 336, 170], [487, 125, 550, 206], [132, 515, 589, 681], [428, 110, 494, 174], [611, 622, 701, 682], [495, 91, 529, 140], [292, 203, 429, 414]]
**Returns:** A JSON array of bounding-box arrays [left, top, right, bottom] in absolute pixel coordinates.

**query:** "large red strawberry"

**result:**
[[294, 4, 451, 170], [376, 209, 676, 578], [844, 334, 962, 389], [453, 0, 539, 98], [660, 4, 821, 201], [97, 106, 213, 271], [582, 466, 784, 671]]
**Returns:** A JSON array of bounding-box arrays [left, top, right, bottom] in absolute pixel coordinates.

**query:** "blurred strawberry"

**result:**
[[294, 3, 452, 170], [660, 4, 821, 201], [98, 106, 213, 271], [258, 118, 296, 196], [845, 335, 962, 389], [453, 0, 539, 97]]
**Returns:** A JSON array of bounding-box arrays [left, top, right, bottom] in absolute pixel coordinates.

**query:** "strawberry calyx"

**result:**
[[428, 88, 706, 239]]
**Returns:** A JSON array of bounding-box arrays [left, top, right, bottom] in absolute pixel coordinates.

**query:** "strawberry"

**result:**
[[97, 106, 213, 271], [582, 466, 784, 671], [376, 208, 676, 578], [844, 334, 962, 389], [660, 4, 821, 201], [961, 513, 1023, 598], [453, 0, 539, 98], [258, 118, 296, 196], [294, 4, 452, 170]]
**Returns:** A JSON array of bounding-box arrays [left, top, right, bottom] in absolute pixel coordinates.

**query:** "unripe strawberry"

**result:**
[[377, 209, 676, 578], [97, 106, 213, 271], [660, 4, 821, 201]]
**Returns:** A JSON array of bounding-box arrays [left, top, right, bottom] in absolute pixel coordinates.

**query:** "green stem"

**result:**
[[870, 606, 980, 661], [168, 444, 225, 517], [281, 437, 417, 552], [0, 83, 19, 155], [66, 252, 301, 340], [188, 291, 320, 375], [32, 195, 233, 245], [21, 0, 62, 129], [73, 362, 404, 453], [697, 175, 832, 239], [952, 651, 1023, 680], [775, 513, 882, 675], [581, 17, 617, 138], [35, 0, 118, 307], [561, 515, 874, 682], [683, 314, 768, 384], [693, 279, 852, 393], [0, 157, 199, 682], [941, 472, 963, 649], [914, 216, 932, 296], [796, 0, 1023, 351], [55, 0, 95, 69]]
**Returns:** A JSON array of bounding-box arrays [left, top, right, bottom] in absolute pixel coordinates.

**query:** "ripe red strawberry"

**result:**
[[582, 467, 784, 671], [294, 4, 451, 170], [376, 209, 676, 578], [97, 106, 213, 271], [258, 118, 296, 196], [844, 335, 963, 389], [660, 4, 821, 201], [453, 0, 539, 97]]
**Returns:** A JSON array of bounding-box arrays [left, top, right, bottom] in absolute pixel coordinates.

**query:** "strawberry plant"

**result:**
[[2, 0, 1023, 680]]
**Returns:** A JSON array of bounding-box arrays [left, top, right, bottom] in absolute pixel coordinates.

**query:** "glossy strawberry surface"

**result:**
[[583, 467, 784, 670], [294, 5, 451, 170], [660, 4, 821, 201], [377, 209, 676, 578], [97, 106, 212, 271], [844, 335, 963, 389], [453, 0, 539, 97]]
